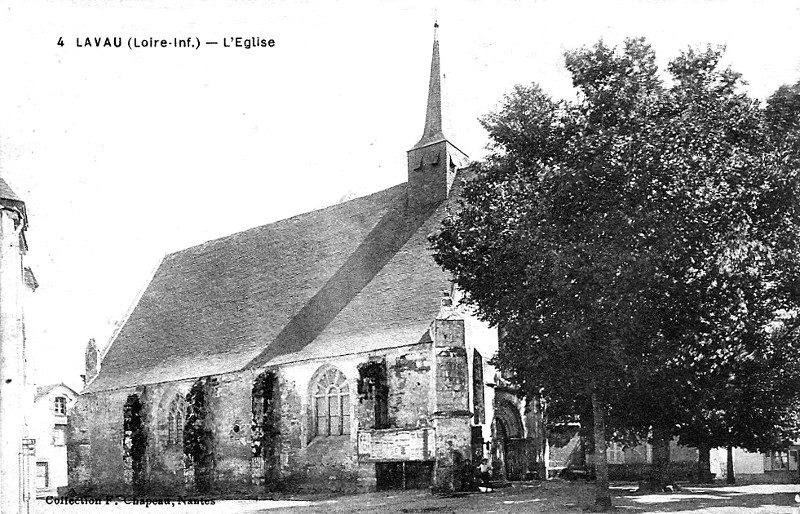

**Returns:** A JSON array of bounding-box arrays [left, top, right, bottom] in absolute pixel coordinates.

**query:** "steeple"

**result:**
[[407, 21, 467, 211], [414, 21, 444, 149]]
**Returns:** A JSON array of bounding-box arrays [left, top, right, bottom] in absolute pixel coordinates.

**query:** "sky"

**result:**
[[0, 0, 799, 392]]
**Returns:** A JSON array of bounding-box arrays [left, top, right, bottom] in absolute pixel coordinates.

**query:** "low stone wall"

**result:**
[[729, 472, 800, 484], [607, 461, 697, 482]]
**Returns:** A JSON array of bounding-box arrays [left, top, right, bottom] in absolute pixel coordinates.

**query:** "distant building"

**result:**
[[68, 24, 544, 497], [550, 426, 800, 484], [712, 446, 800, 483], [32, 384, 78, 497], [548, 423, 699, 481]]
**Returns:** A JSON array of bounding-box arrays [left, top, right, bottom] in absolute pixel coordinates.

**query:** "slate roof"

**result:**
[[0, 177, 21, 202], [85, 181, 458, 393], [36, 383, 78, 401], [0, 177, 28, 245]]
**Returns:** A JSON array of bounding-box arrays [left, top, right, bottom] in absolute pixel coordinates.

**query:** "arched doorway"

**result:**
[[493, 401, 526, 480]]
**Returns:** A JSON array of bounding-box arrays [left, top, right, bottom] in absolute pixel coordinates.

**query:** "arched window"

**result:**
[[168, 410, 174, 443], [313, 368, 350, 437], [166, 395, 185, 446], [472, 351, 485, 424], [175, 410, 183, 445], [357, 361, 389, 429]]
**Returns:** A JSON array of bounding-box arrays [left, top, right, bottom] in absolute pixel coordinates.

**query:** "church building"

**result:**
[[68, 24, 544, 496]]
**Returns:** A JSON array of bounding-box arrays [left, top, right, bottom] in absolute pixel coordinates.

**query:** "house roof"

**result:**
[[0, 177, 21, 202], [85, 180, 461, 393], [0, 177, 28, 239], [36, 383, 78, 401]]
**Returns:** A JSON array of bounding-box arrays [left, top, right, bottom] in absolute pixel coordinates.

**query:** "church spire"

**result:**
[[413, 21, 445, 149], [406, 19, 467, 211]]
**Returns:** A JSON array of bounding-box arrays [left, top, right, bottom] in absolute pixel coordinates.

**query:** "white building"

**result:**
[[33, 383, 78, 497], [0, 176, 37, 513], [711, 446, 800, 483]]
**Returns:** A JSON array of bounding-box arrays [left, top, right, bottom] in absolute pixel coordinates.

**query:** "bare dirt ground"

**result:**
[[31, 481, 800, 513]]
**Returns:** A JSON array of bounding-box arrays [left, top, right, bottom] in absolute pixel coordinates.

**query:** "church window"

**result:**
[[472, 351, 485, 424], [54, 396, 67, 415], [313, 368, 350, 437], [175, 411, 183, 445], [357, 361, 390, 429], [165, 394, 186, 446], [168, 412, 174, 442]]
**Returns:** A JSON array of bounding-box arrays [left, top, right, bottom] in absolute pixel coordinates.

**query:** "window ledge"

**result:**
[[308, 434, 350, 446]]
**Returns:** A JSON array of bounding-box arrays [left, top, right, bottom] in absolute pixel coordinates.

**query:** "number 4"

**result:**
[[57, 37, 64, 47]]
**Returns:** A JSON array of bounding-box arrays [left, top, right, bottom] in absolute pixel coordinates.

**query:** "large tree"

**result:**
[[605, 56, 800, 488], [431, 40, 800, 509], [673, 79, 800, 482]]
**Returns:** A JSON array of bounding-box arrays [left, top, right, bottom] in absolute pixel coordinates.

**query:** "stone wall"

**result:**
[[67, 387, 139, 495], [275, 345, 436, 493], [67, 309, 512, 497], [132, 380, 190, 495], [388, 351, 431, 428], [430, 314, 473, 491], [68, 343, 445, 496], [205, 374, 253, 495], [432, 416, 472, 491]]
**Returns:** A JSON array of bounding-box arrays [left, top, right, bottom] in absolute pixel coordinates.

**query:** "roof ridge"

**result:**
[[165, 183, 408, 259], [35, 382, 78, 400]]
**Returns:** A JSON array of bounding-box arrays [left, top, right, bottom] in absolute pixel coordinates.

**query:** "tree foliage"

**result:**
[[430, 39, 800, 505]]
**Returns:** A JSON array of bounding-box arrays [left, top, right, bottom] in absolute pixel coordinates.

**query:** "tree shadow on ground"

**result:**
[[614, 484, 800, 512], [251, 482, 800, 513]]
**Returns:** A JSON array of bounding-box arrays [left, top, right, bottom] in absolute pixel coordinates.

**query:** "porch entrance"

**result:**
[[493, 401, 527, 480]]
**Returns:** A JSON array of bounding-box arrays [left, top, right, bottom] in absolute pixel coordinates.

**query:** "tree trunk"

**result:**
[[726, 445, 735, 484], [696, 444, 713, 483], [648, 425, 672, 491], [591, 390, 612, 511]]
